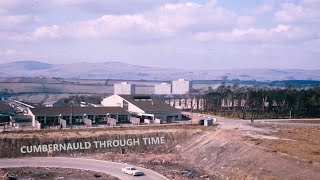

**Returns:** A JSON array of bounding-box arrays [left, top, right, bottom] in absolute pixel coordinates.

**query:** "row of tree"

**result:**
[[201, 84, 320, 119]]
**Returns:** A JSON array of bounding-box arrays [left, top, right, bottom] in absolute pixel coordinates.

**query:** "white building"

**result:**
[[101, 95, 181, 123], [114, 82, 135, 95], [165, 97, 206, 111], [42, 101, 64, 107], [172, 79, 191, 94], [154, 83, 172, 95]]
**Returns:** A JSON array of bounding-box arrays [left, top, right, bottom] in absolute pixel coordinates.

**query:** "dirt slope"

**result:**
[[177, 124, 320, 179]]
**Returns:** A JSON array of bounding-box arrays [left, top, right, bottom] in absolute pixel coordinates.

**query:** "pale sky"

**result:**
[[0, 0, 319, 69]]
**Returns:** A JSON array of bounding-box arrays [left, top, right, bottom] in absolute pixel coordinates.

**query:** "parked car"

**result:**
[[122, 167, 144, 176]]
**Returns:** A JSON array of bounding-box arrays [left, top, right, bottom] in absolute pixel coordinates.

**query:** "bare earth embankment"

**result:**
[[1, 120, 320, 179]]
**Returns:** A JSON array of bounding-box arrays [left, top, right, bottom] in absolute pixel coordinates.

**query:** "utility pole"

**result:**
[[71, 104, 73, 124], [289, 110, 292, 119], [70, 104, 74, 128]]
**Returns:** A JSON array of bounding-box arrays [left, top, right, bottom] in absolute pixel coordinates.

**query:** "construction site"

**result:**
[[0, 113, 320, 179], [1, 0, 320, 178]]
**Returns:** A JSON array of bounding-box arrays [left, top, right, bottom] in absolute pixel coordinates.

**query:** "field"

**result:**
[[0, 81, 154, 103], [249, 123, 320, 163], [0, 82, 113, 94]]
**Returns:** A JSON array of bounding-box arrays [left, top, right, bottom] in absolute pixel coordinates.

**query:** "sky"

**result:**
[[0, 0, 319, 69]]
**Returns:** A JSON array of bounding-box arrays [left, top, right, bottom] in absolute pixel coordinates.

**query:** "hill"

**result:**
[[0, 61, 320, 81]]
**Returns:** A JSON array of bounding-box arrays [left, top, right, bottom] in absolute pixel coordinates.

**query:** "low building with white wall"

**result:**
[[101, 94, 181, 123], [28, 106, 130, 128]]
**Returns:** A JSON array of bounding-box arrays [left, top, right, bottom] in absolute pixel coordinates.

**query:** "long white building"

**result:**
[[114, 82, 135, 95], [154, 83, 172, 95], [172, 79, 191, 94], [101, 95, 181, 123]]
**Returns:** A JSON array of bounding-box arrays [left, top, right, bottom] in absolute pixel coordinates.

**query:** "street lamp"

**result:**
[[107, 113, 110, 122], [59, 114, 62, 129]]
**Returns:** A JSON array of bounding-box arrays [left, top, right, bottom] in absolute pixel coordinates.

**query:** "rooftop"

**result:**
[[30, 106, 129, 116], [0, 115, 10, 124], [118, 95, 180, 113], [14, 100, 39, 108]]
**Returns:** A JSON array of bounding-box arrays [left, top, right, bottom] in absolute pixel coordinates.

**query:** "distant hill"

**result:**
[[0, 60, 320, 81], [2, 61, 53, 70]]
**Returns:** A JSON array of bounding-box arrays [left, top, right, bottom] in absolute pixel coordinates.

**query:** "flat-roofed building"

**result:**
[[114, 82, 135, 95], [154, 83, 171, 95], [28, 106, 130, 128], [42, 101, 65, 107], [0, 101, 15, 115], [11, 115, 33, 127], [172, 79, 191, 94], [101, 94, 181, 123]]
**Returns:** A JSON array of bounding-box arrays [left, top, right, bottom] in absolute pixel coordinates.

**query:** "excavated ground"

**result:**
[[0, 167, 118, 180], [176, 121, 320, 179], [1, 121, 320, 179]]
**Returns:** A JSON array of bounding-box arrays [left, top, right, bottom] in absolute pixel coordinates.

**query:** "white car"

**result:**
[[122, 167, 144, 176]]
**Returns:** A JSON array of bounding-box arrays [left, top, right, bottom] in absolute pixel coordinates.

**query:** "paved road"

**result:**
[[184, 111, 320, 129], [0, 157, 168, 180]]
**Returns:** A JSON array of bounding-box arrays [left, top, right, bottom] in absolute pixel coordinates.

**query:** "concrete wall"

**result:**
[[172, 79, 190, 94], [130, 117, 140, 125], [204, 119, 214, 126], [154, 83, 172, 94], [35, 121, 41, 129], [144, 119, 154, 124], [101, 95, 121, 107], [154, 119, 161, 124], [27, 108, 36, 127], [59, 119, 67, 128], [83, 118, 92, 127], [114, 83, 135, 95], [107, 117, 117, 126]]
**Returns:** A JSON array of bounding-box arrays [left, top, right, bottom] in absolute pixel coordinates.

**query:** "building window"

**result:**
[[118, 115, 128, 123], [123, 100, 129, 110], [87, 115, 94, 120]]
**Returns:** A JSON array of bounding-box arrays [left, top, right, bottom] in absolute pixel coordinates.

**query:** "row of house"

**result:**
[[11, 94, 181, 129], [164, 97, 206, 111]]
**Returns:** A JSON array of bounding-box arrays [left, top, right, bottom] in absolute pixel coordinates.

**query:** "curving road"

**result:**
[[0, 157, 168, 180]]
